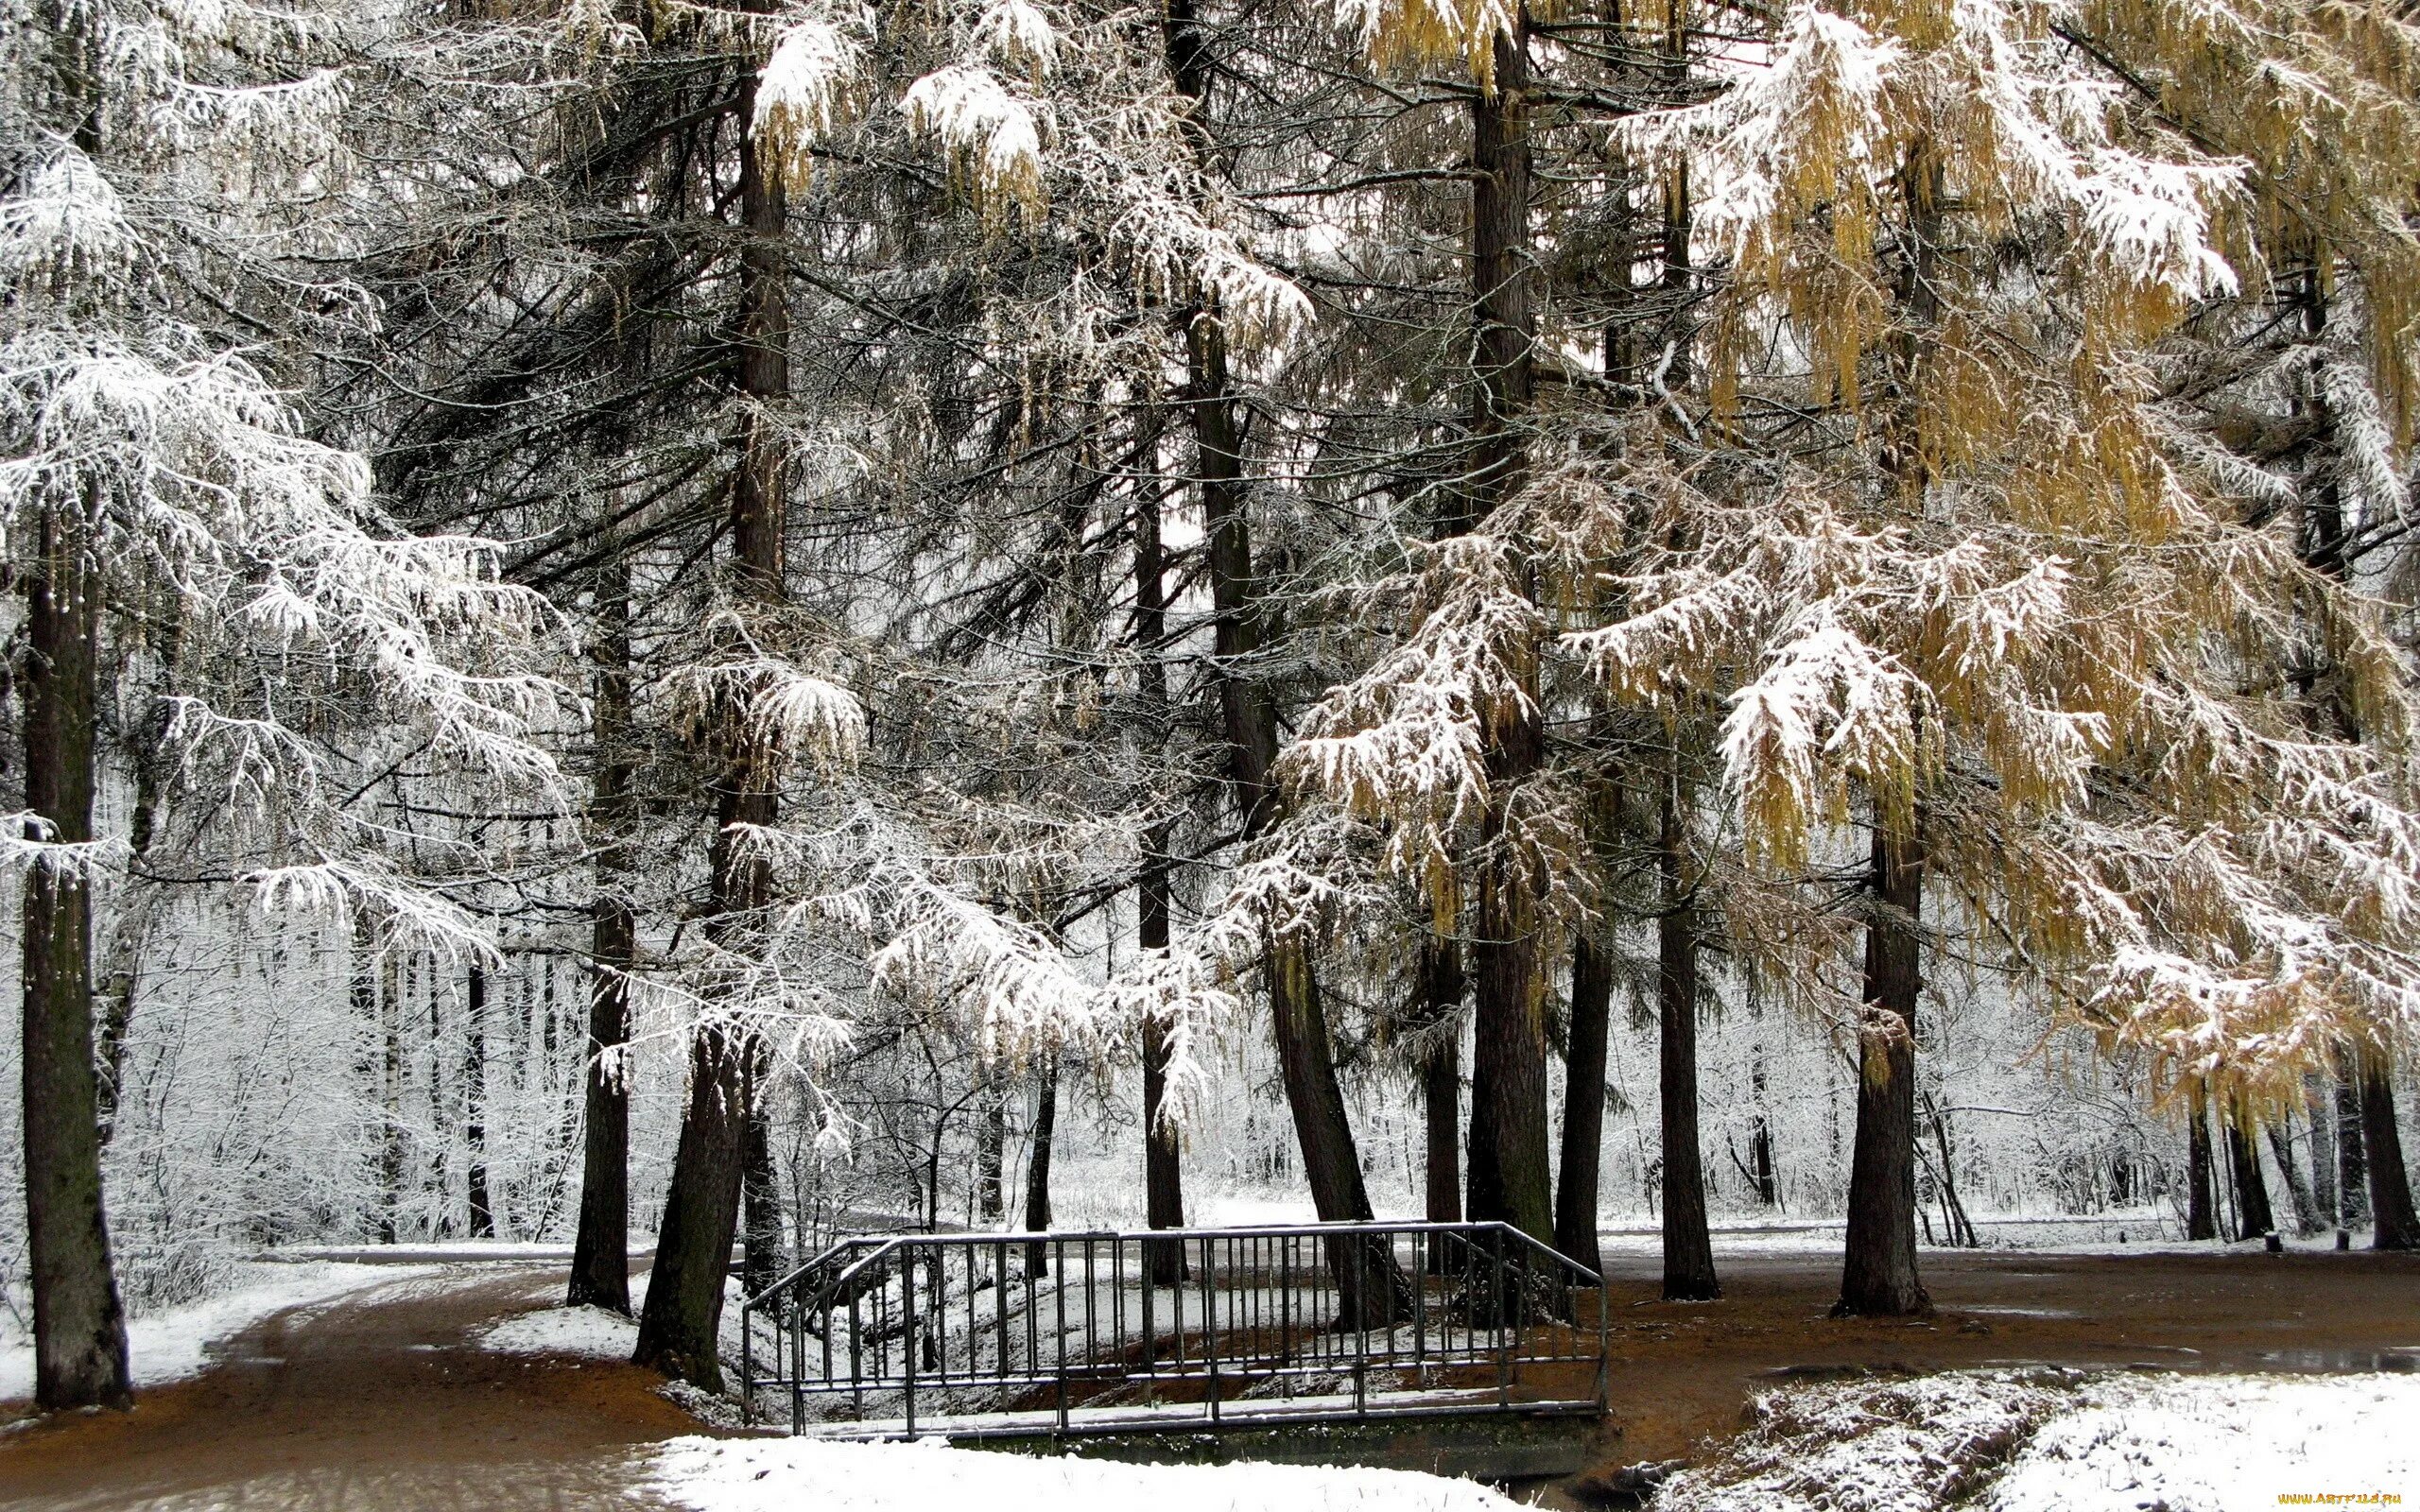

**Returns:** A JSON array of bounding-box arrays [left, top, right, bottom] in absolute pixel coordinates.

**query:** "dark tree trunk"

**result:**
[[1025, 1056, 1058, 1275], [2337, 1067, 2370, 1228], [2305, 1074, 2338, 1227], [465, 963, 493, 1241], [1748, 1050, 1779, 1207], [569, 564, 635, 1313], [1838, 811, 1928, 1316], [1136, 469, 1187, 1287], [634, 61, 788, 1387], [742, 1083, 786, 1299], [2359, 1045, 2420, 1250], [2266, 1120, 2323, 1237], [1654, 789, 1719, 1299], [1554, 936, 1611, 1277], [1420, 936, 1464, 1229], [19, 505, 131, 1412], [977, 1067, 1007, 1225], [2224, 1105, 2274, 1241], [2187, 1079, 2218, 1240]]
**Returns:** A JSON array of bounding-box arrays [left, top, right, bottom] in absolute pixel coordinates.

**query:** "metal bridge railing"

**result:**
[[736, 1220, 1608, 1438]]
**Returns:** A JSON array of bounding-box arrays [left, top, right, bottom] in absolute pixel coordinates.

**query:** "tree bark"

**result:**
[[741, 1080, 786, 1299], [2187, 1079, 2218, 1240], [19, 503, 132, 1411], [1554, 935, 1611, 1277], [633, 56, 789, 1387], [2223, 1104, 2274, 1241], [1420, 935, 1465, 1231], [465, 963, 493, 1241], [569, 563, 635, 1313], [1024, 1055, 1058, 1276], [1136, 467, 1187, 1286], [2337, 1067, 2370, 1228], [2266, 1120, 2323, 1237], [2305, 1073, 2339, 1227], [2359, 1044, 2420, 1250], [1838, 810, 1928, 1316], [1654, 786, 1719, 1299]]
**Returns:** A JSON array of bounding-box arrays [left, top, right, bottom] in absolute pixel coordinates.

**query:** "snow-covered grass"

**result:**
[[1653, 1368, 2420, 1512], [477, 1302, 640, 1360], [0, 1260, 422, 1402], [643, 1435, 1524, 1512]]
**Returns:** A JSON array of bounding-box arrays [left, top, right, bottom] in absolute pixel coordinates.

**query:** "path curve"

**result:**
[[0, 1264, 719, 1511]]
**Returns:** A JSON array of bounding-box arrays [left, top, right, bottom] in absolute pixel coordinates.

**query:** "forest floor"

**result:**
[[0, 1242, 2414, 1508]]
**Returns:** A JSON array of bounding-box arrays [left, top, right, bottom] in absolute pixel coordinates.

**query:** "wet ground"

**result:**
[[3, 1243, 2415, 1509], [0, 1264, 714, 1510]]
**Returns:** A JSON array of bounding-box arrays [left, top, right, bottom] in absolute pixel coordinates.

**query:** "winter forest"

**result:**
[[7, 0, 2420, 1503]]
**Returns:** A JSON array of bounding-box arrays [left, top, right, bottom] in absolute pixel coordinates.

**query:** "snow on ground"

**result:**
[[644, 1435, 1522, 1512], [477, 1303, 639, 1360], [0, 1260, 423, 1401], [1652, 1368, 2420, 1512]]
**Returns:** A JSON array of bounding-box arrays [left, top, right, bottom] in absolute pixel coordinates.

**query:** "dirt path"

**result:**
[[0, 1264, 717, 1511], [1564, 1244, 2420, 1475]]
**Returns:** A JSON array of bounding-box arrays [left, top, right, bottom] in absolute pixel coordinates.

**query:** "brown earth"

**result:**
[[3, 1244, 2415, 1509], [1549, 1242, 2420, 1483], [0, 1263, 720, 1511]]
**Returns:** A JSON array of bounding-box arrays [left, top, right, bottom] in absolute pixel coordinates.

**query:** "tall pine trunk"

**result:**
[[1461, 18, 1554, 1252], [2266, 1121, 2322, 1237], [2187, 1079, 2218, 1240], [1655, 784, 1719, 1299], [2337, 1066, 2370, 1228], [741, 1081, 786, 1299], [1024, 1056, 1057, 1276], [1420, 936, 1464, 1230], [570, 563, 636, 1313], [1838, 811, 1927, 1315], [2224, 1104, 2274, 1241], [1136, 476, 1187, 1286], [2358, 1045, 2419, 1250], [2305, 1073, 2339, 1227], [1553, 936, 1610, 1275], [20, 504, 131, 1411], [633, 55, 789, 1387], [465, 963, 493, 1240]]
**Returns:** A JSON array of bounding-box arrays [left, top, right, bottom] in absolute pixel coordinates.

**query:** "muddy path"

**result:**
[[0, 1264, 717, 1511], [1555, 1245, 2420, 1479]]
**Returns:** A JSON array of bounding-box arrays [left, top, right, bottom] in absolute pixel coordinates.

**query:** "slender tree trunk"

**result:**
[[1838, 810, 1927, 1315], [2359, 1044, 2420, 1250], [977, 1066, 1006, 1225], [741, 1079, 786, 1298], [2337, 1067, 2371, 1228], [2224, 1104, 2274, 1240], [570, 563, 635, 1313], [1460, 17, 1555, 1254], [2187, 1079, 2218, 1239], [1136, 474, 1187, 1286], [1654, 787, 1719, 1299], [634, 57, 789, 1387], [1024, 1055, 1058, 1275], [20, 504, 131, 1411], [1554, 936, 1611, 1277], [465, 963, 493, 1240], [2305, 1073, 2339, 1227], [1420, 936, 1464, 1231], [2266, 1120, 2323, 1237], [1748, 1051, 1779, 1207]]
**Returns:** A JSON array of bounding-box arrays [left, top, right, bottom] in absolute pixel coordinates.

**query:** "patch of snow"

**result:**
[[0, 1261, 422, 1402], [644, 1435, 1525, 1512], [476, 1303, 640, 1361], [1987, 1373, 2420, 1512]]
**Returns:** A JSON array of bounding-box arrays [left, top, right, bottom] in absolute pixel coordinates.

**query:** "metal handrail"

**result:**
[[735, 1219, 1610, 1438]]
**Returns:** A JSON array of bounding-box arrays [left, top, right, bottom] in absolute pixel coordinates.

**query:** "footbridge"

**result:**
[[736, 1220, 1608, 1440]]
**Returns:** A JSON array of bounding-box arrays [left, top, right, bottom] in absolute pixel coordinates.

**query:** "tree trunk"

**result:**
[[2337, 1067, 2370, 1228], [741, 1083, 786, 1299], [633, 57, 789, 1387], [19, 504, 132, 1411], [2187, 1079, 2218, 1240], [1838, 810, 1927, 1316], [2224, 1104, 2274, 1241], [977, 1066, 1007, 1225], [1554, 936, 1611, 1277], [2305, 1073, 2339, 1227], [2266, 1120, 2323, 1237], [569, 563, 636, 1313], [2359, 1044, 2420, 1250], [1654, 788, 1719, 1298], [1135, 467, 1187, 1286], [465, 963, 493, 1241], [1024, 1055, 1058, 1276], [1748, 1050, 1779, 1207], [1420, 936, 1464, 1230]]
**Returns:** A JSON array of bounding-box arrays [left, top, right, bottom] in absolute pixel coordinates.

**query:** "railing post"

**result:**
[[791, 1294, 806, 1435], [1352, 1234, 1368, 1417], [903, 1251, 918, 1439], [740, 1301, 754, 1428], [1494, 1227, 1512, 1411], [1055, 1238, 1069, 1435], [1201, 1234, 1220, 1425]]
